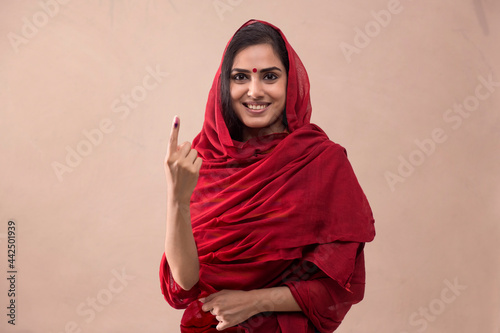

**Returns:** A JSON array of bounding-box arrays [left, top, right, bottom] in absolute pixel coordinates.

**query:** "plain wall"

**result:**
[[1, 1, 499, 332]]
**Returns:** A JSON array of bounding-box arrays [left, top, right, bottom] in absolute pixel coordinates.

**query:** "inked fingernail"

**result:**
[[174, 116, 178, 128]]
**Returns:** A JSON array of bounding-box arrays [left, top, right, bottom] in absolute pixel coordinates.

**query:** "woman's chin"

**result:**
[[242, 121, 270, 132]]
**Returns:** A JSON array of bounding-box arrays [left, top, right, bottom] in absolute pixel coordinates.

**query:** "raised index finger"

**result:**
[[167, 115, 179, 156]]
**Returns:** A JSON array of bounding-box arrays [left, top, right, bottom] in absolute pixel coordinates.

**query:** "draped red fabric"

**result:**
[[159, 19, 375, 332]]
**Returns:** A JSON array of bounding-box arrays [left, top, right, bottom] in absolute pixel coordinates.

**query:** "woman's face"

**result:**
[[230, 43, 287, 141]]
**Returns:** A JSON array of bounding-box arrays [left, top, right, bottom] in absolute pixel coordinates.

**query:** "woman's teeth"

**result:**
[[246, 104, 268, 110]]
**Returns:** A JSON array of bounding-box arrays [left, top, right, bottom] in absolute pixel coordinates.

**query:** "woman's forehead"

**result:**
[[232, 44, 284, 69]]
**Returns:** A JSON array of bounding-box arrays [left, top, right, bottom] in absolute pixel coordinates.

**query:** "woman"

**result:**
[[160, 19, 375, 332]]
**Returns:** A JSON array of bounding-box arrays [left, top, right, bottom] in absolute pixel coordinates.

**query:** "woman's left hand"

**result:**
[[200, 289, 260, 330]]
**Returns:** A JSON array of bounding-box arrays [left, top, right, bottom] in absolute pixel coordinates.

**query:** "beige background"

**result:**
[[1, 0, 499, 332]]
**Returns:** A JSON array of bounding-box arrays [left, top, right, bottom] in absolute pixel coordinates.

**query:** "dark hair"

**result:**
[[220, 22, 289, 141]]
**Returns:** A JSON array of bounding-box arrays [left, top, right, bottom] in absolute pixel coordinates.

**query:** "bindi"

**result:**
[[252, 68, 257, 73]]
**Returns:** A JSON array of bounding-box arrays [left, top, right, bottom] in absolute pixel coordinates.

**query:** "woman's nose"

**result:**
[[247, 78, 264, 98]]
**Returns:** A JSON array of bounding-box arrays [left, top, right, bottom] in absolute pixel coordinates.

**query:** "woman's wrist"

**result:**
[[249, 289, 272, 316], [167, 190, 191, 205], [167, 194, 192, 216]]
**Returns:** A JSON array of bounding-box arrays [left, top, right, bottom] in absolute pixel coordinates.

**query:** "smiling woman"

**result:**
[[160, 19, 375, 333], [220, 21, 290, 142], [229, 44, 287, 141]]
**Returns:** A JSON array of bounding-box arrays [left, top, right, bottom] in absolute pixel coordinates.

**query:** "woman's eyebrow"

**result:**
[[231, 66, 282, 73]]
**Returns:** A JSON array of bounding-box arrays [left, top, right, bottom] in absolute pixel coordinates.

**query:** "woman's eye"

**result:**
[[232, 73, 247, 81], [264, 73, 278, 80]]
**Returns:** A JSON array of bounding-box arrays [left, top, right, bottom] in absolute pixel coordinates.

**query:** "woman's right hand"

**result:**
[[163, 116, 201, 290], [165, 116, 202, 203]]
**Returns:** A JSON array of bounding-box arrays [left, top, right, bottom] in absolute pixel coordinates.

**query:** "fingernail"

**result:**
[[174, 116, 178, 128], [198, 298, 205, 303]]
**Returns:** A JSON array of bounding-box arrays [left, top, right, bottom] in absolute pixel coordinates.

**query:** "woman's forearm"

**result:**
[[200, 286, 302, 330], [250, 286, 301, 313], [164, 197, 200, 291]]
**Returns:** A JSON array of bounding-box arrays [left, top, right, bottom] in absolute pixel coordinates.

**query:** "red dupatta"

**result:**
[[160, 19, 375, 332]]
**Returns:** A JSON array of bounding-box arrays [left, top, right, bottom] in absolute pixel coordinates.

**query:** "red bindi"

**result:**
[[252, 68, 257, 73]]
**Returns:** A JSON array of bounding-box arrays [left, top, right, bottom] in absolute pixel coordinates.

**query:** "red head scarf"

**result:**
[[191, 19, 312, 159], [160, 19, 375, 332]]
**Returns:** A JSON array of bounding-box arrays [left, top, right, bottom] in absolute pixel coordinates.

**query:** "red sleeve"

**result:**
[[284, 244, 366, 332], [159, 253, 201, 309]]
